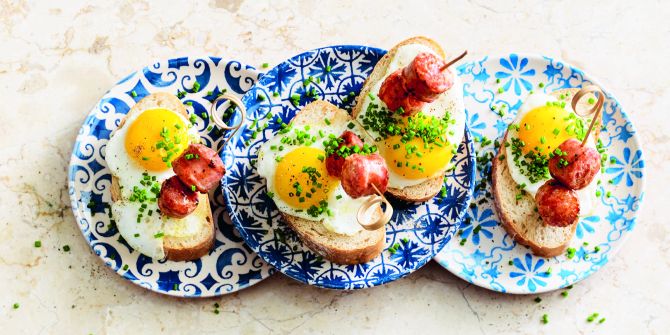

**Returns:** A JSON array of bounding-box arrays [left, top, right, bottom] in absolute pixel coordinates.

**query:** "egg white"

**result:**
[[256, 123, 373, 236], [355, 44, 466, 188], [504, 92, 599, 217], [105, 108, 202, 259], [106, 109, 199, 199]]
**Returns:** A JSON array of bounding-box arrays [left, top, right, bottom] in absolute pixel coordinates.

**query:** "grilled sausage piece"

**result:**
[[340, 153, 389, 199], [157, 176, 199, 218], [535, 180, 580, 227], [548, 138, 601, 190], [172, 143, 225, 193], [402, 51, 453, 102], [378, 69, 425, 116], [325, 131, 365, 178]]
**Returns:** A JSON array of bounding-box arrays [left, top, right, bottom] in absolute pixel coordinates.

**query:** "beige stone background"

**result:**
[[0, 0, 668, 334]]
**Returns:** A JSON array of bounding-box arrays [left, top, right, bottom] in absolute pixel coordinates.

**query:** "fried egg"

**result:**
[[505, 92, 600, 217], [105, 107, 202, 259], [256, 120, 373, 236], [356, 44, 466, 188]]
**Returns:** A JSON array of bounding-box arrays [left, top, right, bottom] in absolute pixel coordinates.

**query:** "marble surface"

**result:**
[[0, 0, 668, 334]]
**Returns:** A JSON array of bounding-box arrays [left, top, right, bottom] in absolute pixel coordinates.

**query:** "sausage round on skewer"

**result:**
[[157, 176, 199, 218], [340, 153, 389, 199], [325, 131, 365, 178], [548, 138, 601, 190], [535, 180, 580, 228], [172, 143, 226, 193]]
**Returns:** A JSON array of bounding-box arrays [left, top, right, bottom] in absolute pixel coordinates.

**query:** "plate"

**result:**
[[222, 45, 476, 289], [433, 54, 645, 294], [68, 56, 274, 297]]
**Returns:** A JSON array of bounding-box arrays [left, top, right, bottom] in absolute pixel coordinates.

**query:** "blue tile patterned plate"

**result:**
[[434, 54, 645, 294], [222, 45, 476, 289], [68, 57, 274, 297]]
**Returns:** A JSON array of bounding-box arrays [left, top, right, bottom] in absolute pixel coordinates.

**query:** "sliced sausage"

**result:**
[[340, 153, 389, 198], [172, 143, 225, 193], [378, 69, 425, 116], [157, 176, 199, 218], [402, 52, 453, 102], [535, 180, 580, 227], [325, 131, 365, 178], [548, 138, 601, 190]]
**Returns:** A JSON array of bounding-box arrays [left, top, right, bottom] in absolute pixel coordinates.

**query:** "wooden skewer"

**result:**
[[570, 85, 605, 147], [210, 93, 247, 154], [440, 50, 468, 72], [356, 184, 393, 231]]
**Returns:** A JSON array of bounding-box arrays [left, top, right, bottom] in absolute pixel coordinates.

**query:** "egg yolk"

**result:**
[[517, 105, 575, 156], [274, 147, 339, 210], [382, 136, 454, 180], [124, 108, 189, 171]]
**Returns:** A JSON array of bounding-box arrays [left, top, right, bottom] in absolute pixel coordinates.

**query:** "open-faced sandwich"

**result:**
[[256, 37, 467, 264], [492, 87, 605, 257], [353, 36, 467, 202], [257, 100, 389, 264], [106, 93, 226, 261]]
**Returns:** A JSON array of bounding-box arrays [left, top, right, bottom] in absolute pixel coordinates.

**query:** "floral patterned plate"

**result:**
[[68, 57, 274, 297], [433, 54, 645, 294], [222, 45, 476, 289]]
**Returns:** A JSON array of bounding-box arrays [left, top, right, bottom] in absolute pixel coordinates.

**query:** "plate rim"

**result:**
[[433, 52, 646, 294], [222, 44, 477, 290], [67, 55, 274, 298]]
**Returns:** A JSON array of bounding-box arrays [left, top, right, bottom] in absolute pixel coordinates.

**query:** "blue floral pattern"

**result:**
[[495, 54, 535, 95], [68, 57, 274, 297], [434, 54, 645, 294], [222, 46, 476, 289]]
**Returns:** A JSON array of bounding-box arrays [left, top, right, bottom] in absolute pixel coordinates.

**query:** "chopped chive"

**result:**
[[587, 312, 600, 323], [34, 240, 41, 248], [262, 62, 269, 68], [130, 90, 137, 97], [541, 314, 549, 324]]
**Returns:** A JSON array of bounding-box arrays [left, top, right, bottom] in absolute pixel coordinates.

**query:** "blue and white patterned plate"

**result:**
[[68, 57, 274, 297], [222, 45, 476, 289], [434, 54, 645, 294]]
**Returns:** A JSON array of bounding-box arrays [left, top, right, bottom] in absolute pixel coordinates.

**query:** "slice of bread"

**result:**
[[492, 88, 600, 257], [280, 100, 385, 265], [109, 92, 215, 261], [352, 36, 449, 203]]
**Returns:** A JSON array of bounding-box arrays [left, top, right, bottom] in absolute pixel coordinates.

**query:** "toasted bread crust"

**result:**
[[109, 93, 215, 261], [282, 212, 385, 265], [353, 36, 448, 202], [491, 88, 600, 257]]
